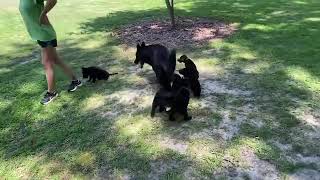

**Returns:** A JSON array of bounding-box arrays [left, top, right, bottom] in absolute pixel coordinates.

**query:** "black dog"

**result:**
[[134, 42, 176, 90], [173, 73, 201, 98], [177, 55, 201, 97], [172, 74, 189, 93], [170, 87, 192, 121], [151, 88, 174, 118], [151, 74, 192, 121], [151, 74, 187, 118], [178, 55, 199, 80], [82, 67, 118, 83], [170, 74, 192, 121]]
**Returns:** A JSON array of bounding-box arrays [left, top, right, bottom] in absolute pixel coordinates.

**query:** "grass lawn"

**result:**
[[1, 0, 320, 179]]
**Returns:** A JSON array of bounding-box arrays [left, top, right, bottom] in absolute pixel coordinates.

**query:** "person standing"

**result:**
[[19, 0, 82, 105]]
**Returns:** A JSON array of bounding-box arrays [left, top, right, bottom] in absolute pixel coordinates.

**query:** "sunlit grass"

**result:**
[[242, 24, 274, 31], [286, 66, 320, 93], [116, 116, 155, 137]]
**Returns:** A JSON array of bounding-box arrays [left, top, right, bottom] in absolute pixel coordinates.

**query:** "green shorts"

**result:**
[[37, 39, 57, 48]]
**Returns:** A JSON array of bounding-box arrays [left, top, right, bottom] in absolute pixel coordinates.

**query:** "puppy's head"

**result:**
[[178, 55, 188, 63], [82, 67, 89, 78], [134, 42, 146, 68]]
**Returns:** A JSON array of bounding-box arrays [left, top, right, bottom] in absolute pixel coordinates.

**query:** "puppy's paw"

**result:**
[[169, 115, 175, 121], [185, 116, 192, 121]]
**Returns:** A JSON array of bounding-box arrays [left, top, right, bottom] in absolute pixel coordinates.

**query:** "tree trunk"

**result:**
[[165, 0, 175, 29]]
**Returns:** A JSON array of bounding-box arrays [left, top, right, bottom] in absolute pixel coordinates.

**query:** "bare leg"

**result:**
[[49, 47, 77, 80], [42, 47, 56, 92]]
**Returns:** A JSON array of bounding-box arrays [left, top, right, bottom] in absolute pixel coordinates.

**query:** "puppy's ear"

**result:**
[[141, 42, 146, 47], [137, 43, 141, 49]]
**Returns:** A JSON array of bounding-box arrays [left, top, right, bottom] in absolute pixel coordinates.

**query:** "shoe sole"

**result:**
[[69, 82, 82, 92], [41, 93, 58, 105]]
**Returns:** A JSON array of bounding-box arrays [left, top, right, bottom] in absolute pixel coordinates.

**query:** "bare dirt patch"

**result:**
[[238, 148, 280, 180], [289, 169, 320, 180], [113, 17, 237, 48], [214, 147, 281, 179], [158, 136, 188, 154]]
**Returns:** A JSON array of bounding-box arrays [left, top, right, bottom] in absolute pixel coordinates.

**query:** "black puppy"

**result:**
[[151, 88, 174, 118], [151, 74, 187, 117], [82, 67, 118, 83], [177, 55, 201, 97], [151, 74, 192, 121], [174, 71, 201, 98], [134, 42, 176, 90], [169, 87, 192, 121], [170, 74, 192, 121], [178, 55, 199, 80], [150, 88, 192, 121], [172, 74, 189, 93]]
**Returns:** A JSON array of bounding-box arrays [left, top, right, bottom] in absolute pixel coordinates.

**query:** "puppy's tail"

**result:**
[[109, 73, 118, 76]]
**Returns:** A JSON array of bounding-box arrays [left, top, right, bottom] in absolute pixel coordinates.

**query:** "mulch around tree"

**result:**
[[113, 17, 237, 48]]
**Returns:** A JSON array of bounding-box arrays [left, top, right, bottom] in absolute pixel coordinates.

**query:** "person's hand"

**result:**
[[39, 13, 50, 25]]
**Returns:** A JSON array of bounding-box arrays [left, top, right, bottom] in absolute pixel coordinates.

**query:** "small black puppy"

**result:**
[[170, 74, 192, 121], [178, 55, 199, 80], [151, 74, 192, 121], [150, 87, 192, 121], [134, 42, 176, 90], [174, 72, 201, 98], [169, 87, 192, 121], [177, 55, 201, 98], [82, 67, 118, 83], [172, 74, 189, 93], [151, 88, 174, 118], [151, 74, 187, 117]]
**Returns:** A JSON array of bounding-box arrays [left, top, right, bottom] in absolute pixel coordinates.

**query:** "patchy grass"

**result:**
[[1, 0, 320, 179]]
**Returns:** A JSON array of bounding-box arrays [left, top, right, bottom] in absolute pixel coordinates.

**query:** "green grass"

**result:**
[[1, 0, 320, 179]]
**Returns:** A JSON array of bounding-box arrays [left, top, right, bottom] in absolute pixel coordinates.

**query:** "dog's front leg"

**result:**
[[151, 99, 158, 118], [183, 111, 192, 121]]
